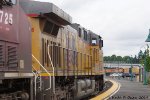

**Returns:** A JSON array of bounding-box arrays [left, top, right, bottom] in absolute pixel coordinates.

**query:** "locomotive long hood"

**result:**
[[19, 0, 72, 25]]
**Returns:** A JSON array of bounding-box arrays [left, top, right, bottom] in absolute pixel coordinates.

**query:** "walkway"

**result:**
[[91, 80, 120, 100], [108, 78, 150, 100]]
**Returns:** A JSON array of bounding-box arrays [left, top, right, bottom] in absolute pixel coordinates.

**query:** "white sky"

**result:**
[[35, 0, 150, 56]]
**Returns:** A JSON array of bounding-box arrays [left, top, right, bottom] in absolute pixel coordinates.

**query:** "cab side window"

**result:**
[[84, 30, 87, 41], [79, 28, 82, 37], [92, 39, 97, 45], [43, 21, 60, 36]]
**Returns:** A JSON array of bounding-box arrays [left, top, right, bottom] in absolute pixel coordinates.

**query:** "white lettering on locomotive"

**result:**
[[0, 10, 13, 25]]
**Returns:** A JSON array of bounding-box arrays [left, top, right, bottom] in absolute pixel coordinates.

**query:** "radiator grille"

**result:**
[[7, 46, 18, 68], [0, 45, 4, 67]]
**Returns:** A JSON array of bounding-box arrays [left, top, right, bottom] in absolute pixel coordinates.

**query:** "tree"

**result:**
[[104, 56, 111, 62], [145, 47, 150, 72], [139, 47, 150, 72], [116, 56, 122, 61], [133, 55, 137, 63], [104, 54, 140, 64], [145, 56, 150, 72], [123, 56, 130, 63], [111, 54, 116, 61]]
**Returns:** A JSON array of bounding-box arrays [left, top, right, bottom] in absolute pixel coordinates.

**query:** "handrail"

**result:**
[[32, 70, 37, 98], [32, 65, 42, 91], [48, 44, 55, 94], [32, 55, 52, 91]]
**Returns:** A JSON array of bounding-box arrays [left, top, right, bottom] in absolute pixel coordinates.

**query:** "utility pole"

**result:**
[[118, 61, 120, 79], [130, 55, 133, 81]]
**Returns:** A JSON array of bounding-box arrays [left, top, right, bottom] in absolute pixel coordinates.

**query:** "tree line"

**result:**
[[104, 55, 139, 64], [138, 48, 150, 72], [104, 48, 150, 72]]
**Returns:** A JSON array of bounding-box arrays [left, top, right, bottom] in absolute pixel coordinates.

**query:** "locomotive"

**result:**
[[0, 0, 32, 100], [0, 0, 104, 100]]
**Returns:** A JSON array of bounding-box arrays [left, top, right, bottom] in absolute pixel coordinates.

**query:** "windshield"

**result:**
[[6, 0, 17, 4], [11, 0, 16, 4], [0, 0, 16, 7]]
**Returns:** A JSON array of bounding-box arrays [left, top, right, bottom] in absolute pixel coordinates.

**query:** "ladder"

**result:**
[[32, 44, 56, 98], [32, 55, 52, 98], [48, 44, 55, 94], [32, 65, 42, 93]]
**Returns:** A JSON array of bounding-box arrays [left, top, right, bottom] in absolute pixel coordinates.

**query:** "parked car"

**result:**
[[118, 73, 123, 76], [110, 73, 118, 77], [122, 73, 130, 78], [122, 73, 135, 78], [110, 73, 122, 77]]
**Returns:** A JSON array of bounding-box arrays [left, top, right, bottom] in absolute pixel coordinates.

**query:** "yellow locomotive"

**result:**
[[21, 0, 104, 100]]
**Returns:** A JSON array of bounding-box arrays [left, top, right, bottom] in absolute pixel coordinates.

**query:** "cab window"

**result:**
[[99, 40, 103, 49], [92, 39, 97, 45], [5, 0, 16, 5], [84, 30, 87, 41], [43, 21, 60, 36], [79, 28, 82, 37], [11, 0, 17, 4]]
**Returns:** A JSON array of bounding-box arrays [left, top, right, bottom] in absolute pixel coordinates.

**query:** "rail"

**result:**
[[32, 55, 52, 91], [48, 44, 55, 94]]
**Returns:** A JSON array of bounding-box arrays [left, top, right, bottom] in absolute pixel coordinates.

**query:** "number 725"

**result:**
[[0, 11, 13, 25]]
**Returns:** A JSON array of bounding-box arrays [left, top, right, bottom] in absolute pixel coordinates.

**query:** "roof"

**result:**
[[19, 0, 72, 25]]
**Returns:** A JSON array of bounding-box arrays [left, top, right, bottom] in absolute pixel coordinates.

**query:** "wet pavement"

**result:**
[[108, 77, 150, 100]]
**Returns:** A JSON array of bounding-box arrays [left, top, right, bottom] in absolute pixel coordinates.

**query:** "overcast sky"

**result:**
[[35, 0, 150, 56]]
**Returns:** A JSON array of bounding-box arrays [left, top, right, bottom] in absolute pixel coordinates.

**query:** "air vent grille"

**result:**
[[7, 46, 18, 68], [0, 45, 4, 67]]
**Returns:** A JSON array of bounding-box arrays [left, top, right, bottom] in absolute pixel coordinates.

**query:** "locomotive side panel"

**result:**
[[30, 18, 42, 71], [0, 0, 32, 73], [18, 5, 32, 72], [0, 4, 18, 42], [19, 0, 104, 99], [0, 2, 19, 72]]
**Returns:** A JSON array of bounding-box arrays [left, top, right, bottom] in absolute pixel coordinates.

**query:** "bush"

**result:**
[[145, 56, 150, 72], [148, 77, 150, 85]]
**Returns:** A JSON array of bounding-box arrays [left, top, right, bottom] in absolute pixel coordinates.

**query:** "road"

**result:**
[[108, 77, 150, 100]]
